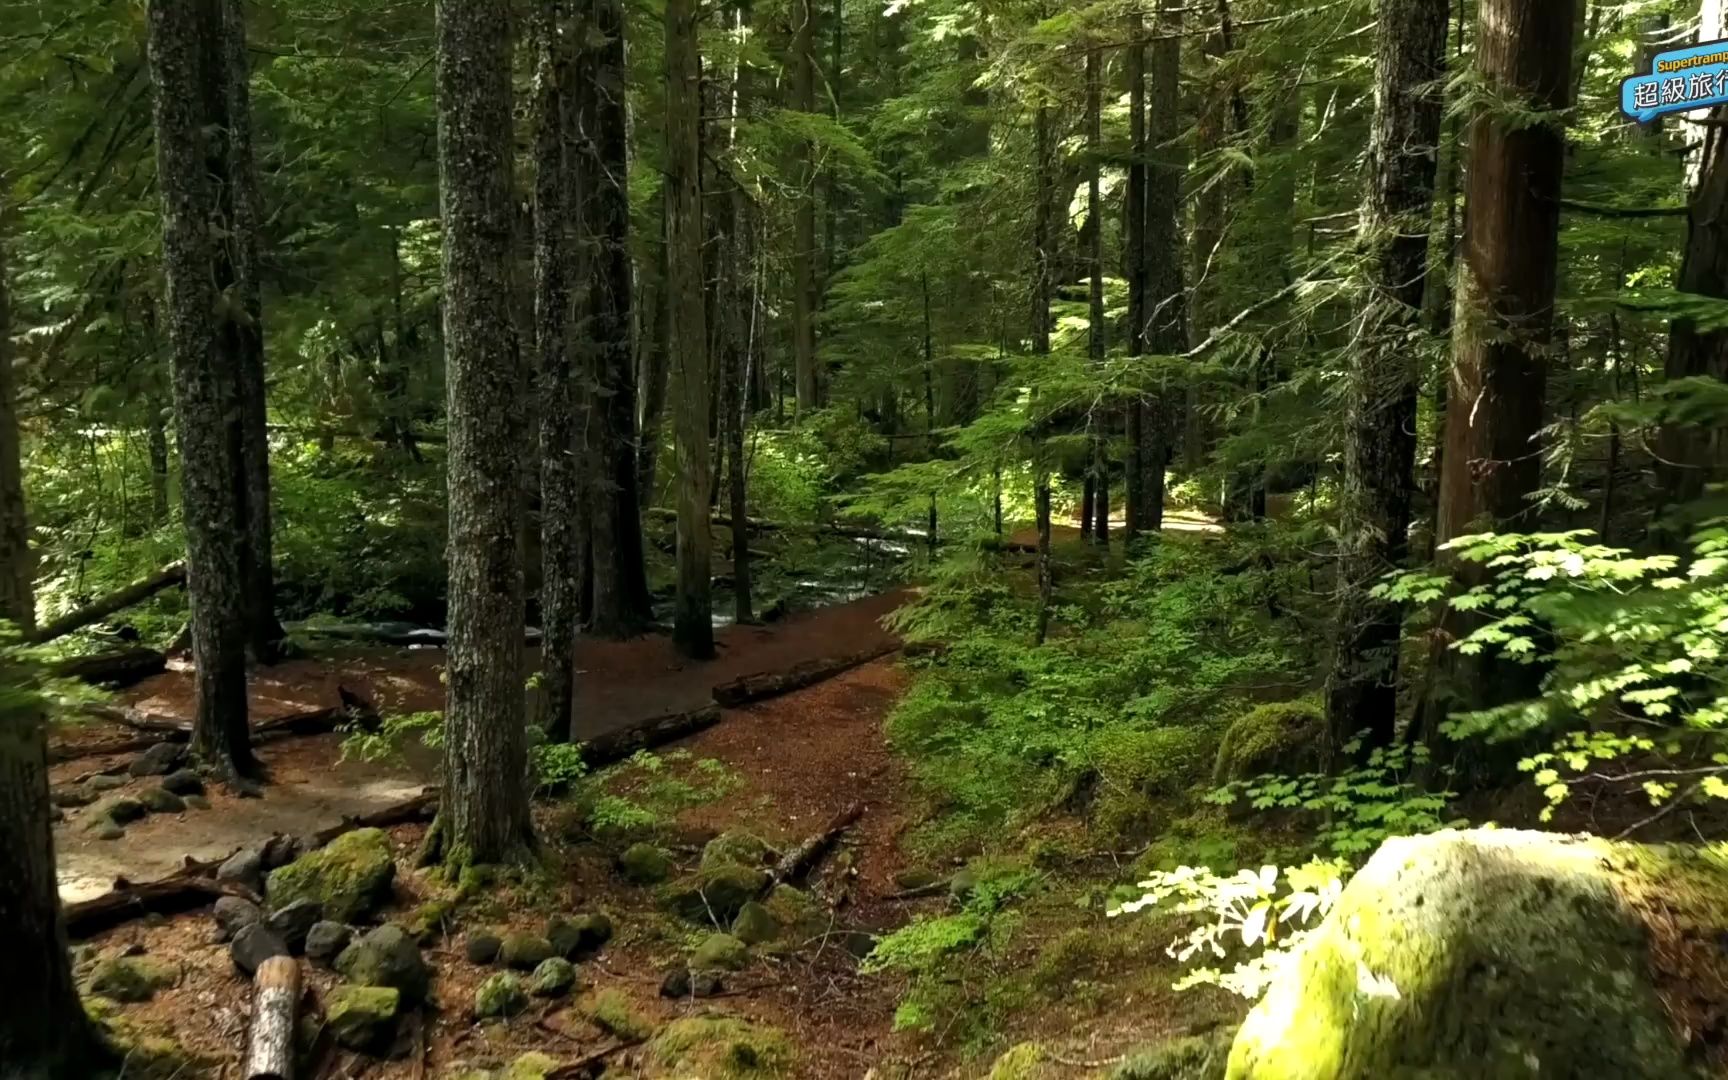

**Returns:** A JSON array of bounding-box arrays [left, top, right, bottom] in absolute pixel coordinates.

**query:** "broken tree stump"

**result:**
[[244, 955, 302, 1080]]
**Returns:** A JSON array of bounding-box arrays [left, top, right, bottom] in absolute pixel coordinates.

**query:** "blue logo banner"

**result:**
[[1622, 37, 1728, 122]]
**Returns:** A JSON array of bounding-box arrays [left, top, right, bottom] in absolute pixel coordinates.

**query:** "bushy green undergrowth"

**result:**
[[887, 537, 1309, 852]]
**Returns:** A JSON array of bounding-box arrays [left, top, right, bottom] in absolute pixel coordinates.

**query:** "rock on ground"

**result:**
[[305, 920, 352, 963], [230, 923, 289, 976], [546, 913, 612, 959], [212, 896, 262, 941], [325, 985, 400, 1051], [335, 924, 431, 1004], [84, 954, 177, 1003], [474, 973, 528, 1019], [1227, 829, 1705, 1079], [530, 957, 577, 997], [499, 931, 554, 971], [691, 932, 749, 972], [128, 742, 187, 777], [266, 827, 395, 923], [619, 842, 673, 884]]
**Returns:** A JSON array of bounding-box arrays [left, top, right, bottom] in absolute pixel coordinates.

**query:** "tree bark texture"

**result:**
[[0, 194, 108, 1075], [1431, 0, 1575, 720], [146, 0, 254, 776], [1324, 0, 1447, 755], [221, 0, 284, 662], [1124, 14, 1147, 542], [579, 0, 653, 635], [533, 0, 583, 742], [435, 0, 534, 863], [1656, 1, 1728, 522], [791, 0, 820, 415], [666, 0, 714, 659], [1086, 45, 1108, 549], [1141, 0, 1185, 533]]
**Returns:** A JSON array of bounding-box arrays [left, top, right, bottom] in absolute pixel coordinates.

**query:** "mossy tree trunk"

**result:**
[[221, 0, 286, 664], [666, 0, 714, 659], [791, 0, 820, 415], [580, 0, 654, 637], [0, 192, 112, 1077], [433, 0, 535, 863], [1323, 0, 1447, 755], [146, 0, 255, 778], [1141, 0, 1186, 534], [533, 0, 582, 742]]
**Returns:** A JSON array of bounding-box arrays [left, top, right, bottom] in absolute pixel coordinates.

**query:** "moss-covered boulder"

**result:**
[[700, 829, 773, 870], [266, 828, 396, 923], [84, 954, 178, 1002], [1211, 699, 1322, 784], [649, 1016, 794, 1077], [546, 913, 612, 959], [1227, 830, 1702, 1079], [619, 842, 674, 884], [988, 1042, 1050, 1080], [530, 957, 577, 997], [661, 862, 770, 925], [1110, 1030, 1233, 1079], [499, 931, 554, 970], [691, 932, 750, 971], [583, 988, 653, 1041], [84, 997, 216, 1079], [325, 985, 400, 1051], [730, 901, 779, 945], [501, 1051, 561, 1080], [474, 973, 528, 1019], [334, 924, 431, 1004], [761, 883, 827, 941]]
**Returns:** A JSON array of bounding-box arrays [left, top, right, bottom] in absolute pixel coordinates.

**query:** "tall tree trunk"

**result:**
[[667, 0, 714, 659], [147, 396, 171, 524], [0, 197, 111, 1076], [533, 0, 582, 742], [1033, 101, 1055, 643], [432, 0, 534, 865], [1323, 0, 1447, 756], [581, 0, 653, 636], [637, 235, 671, 509], [1142, 0, 1186, 533], [1430, 0, 1575, 722], [1124, 14, 1147, 543], [1186, 23, 1227, 474], [1085, 44, 1108, 549], [1655, 2, 1728, 531], [146, 0, 254, 778], [791, 0, 820, 415], [922, 272, 938, 560], [724, 0, 755, 625], [222, 0, 284, 663]]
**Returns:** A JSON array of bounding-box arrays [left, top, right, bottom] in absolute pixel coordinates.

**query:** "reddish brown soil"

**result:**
[[81, 588, 911, 746], [72, 652, 928, 1078]]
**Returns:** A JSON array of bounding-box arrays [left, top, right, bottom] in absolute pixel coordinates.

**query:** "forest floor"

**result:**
[[50, 589, 908, 902], [54, 572, 1232, 1078]]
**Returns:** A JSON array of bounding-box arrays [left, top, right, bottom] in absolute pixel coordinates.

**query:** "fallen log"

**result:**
[[30, 562, 186, 643], [581, 705, 723, 769], [767, 802, 864, 891], [311, 787, 439, 846], [644, 507, 923, 545], [49, 646, 168, 687], [545, 1038, 647, 1079], [244, 955, 301, 1080], [63, 862, 239, 938], [711, 644, 899, 708]]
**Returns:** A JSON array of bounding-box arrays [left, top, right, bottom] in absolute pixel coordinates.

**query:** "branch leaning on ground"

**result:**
[[29, 560, 185, 643]]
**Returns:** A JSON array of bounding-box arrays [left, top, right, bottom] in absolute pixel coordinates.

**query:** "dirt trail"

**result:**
[[53, 589, 910, 904], [75, 656, 923, 1079]]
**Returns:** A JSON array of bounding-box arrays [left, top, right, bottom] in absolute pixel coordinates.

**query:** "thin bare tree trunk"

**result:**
[[791, 0, 820, 415]]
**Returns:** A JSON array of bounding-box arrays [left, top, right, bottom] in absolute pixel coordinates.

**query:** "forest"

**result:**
[[6, 0, 1728, 1076]]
